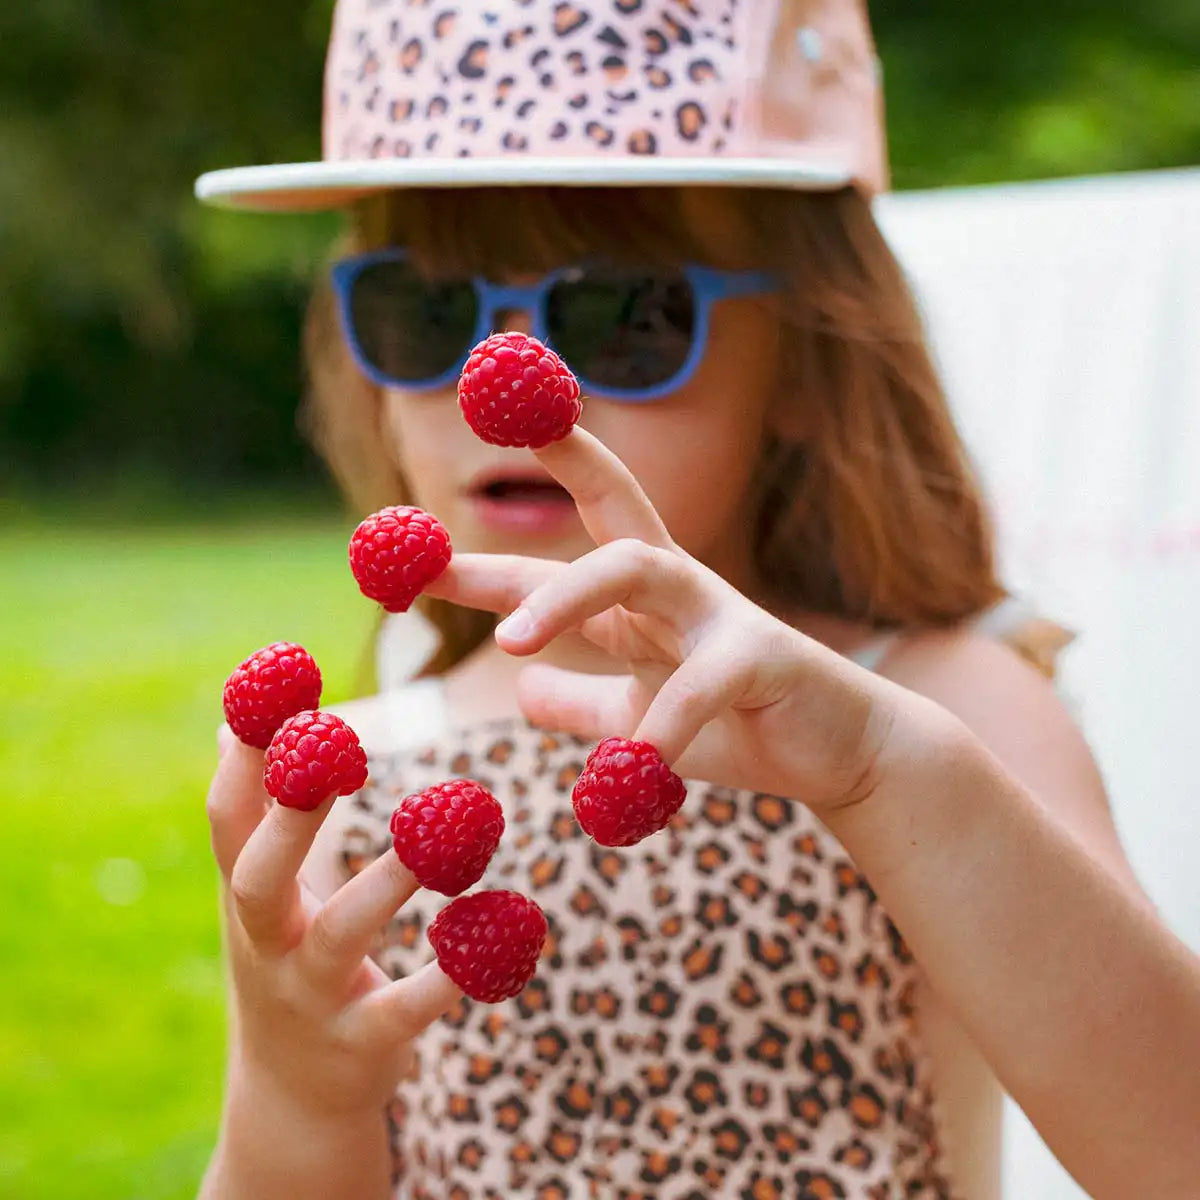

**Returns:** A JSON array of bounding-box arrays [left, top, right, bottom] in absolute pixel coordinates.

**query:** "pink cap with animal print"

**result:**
[[196, 0, 888, 212]]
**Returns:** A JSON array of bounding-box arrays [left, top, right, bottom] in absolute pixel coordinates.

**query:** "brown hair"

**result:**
[[302, 186, 1055, 677]]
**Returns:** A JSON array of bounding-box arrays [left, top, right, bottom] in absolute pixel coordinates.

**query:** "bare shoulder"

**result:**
[[879, 627, 1079, 752], [878, 629, 1140, 890]]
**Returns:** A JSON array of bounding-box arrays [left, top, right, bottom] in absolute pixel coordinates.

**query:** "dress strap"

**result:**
[[851, 631, 903, 673], [971, 596, 1076, 678], [849, 595, 1074, 678]]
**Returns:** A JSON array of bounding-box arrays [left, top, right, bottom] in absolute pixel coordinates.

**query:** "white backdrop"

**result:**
[[877, 167, 1200, 1199], [376, 168, 1200, 1199]]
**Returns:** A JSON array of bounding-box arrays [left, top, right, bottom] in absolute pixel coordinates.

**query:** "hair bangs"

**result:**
[[350, 186, 718, 278]]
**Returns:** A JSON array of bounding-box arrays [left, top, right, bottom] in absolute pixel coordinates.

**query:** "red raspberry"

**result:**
[[263, 710, 368, 812], [348, 505, 452, 614], [390, 780, 505, 896], [427, 890, 547, 1004], [571, 737, 688, 847], [223, 642, 323, 750], [458, 331, 582, 449]]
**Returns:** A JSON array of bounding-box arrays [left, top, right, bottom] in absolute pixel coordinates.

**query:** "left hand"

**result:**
[[426, 428, 909, 813]]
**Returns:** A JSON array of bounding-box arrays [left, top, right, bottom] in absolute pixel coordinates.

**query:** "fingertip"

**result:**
[[212, 733, 268, 799], [373, 959, 463, 1039], [414, 956, 462, 1000], [532, 425, 586, 459], [495, 607, 537, 652]]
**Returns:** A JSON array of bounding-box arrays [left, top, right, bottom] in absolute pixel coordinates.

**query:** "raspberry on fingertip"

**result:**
[[223, 642, 323, 750], [349, 505, 453, 614], [427, 890, 548, 1004], [390, 780, 505, 896], [572, 737, 687, 847], [458, 332, 582, 449], [263, 710, 368, 812]]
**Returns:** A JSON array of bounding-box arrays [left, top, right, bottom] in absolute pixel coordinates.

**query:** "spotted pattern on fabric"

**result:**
[[340, 718, 958, 1198], [328, 1, 742, 161]]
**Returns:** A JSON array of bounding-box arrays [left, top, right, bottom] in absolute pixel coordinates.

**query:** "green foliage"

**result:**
[[1, 1, 1196, 490], [0, 509, 373, 1197]]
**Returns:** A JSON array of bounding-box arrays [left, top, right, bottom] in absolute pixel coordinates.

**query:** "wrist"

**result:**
[[822, 689, 982, 849], [205, 1060, 389, 1200]]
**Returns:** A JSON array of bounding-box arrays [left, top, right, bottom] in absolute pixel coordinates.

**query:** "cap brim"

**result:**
[[194, 157, 853, 212]]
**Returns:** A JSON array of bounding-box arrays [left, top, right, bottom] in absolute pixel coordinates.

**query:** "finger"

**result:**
[[229, 794, 337, 951], [352, 959, 462, 1045], [516, 664, 649, 740], [207, 734, 271, 881], [634, 634, 759, 765], [300, 849, 419, 987], [422, 552, 563, 615], [519, 663, 738, 785], [535, 427, 673, 548], [494, 539, 705, 655]]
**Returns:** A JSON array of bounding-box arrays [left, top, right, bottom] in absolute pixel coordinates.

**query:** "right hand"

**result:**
[[206, 727, 461, 1121]]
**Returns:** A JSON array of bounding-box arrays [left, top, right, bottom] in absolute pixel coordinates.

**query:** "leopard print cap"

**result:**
[[321, 0, 888, 192]]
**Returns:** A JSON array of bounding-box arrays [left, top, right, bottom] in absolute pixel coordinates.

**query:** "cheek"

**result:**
[[382, 389, 470, 510], [583, 301, 778, 557], [601, 404, 763, 554]]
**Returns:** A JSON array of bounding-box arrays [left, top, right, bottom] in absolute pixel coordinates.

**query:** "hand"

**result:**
[[205, 731, 460, 1121], [427, 429, 909, 813]]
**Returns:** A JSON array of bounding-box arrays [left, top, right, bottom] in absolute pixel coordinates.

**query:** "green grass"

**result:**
[[0, 507, 377, 1199]]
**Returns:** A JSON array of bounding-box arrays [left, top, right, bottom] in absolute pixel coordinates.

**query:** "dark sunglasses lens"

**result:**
[[347, 258, 477, 384], [546, 268, 695, 393]]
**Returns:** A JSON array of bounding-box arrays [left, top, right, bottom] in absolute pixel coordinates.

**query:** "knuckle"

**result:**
[[666, 675, 708, 718], [229, 861, 267, 917], [306, 908, 345, 962], [204, 778, 229, 830], [269, 973, 306, 1021], [612, 537, 659, 573]]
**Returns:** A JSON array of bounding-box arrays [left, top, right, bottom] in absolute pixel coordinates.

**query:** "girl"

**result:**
[[196, 2, 1200, 1197]]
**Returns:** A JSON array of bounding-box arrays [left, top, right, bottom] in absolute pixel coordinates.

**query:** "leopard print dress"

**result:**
[[339, 671, 959, 1199]]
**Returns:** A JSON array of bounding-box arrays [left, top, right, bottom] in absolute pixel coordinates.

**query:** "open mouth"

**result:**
[[477, 477, 572, 503], [468, 469, 575, 534]]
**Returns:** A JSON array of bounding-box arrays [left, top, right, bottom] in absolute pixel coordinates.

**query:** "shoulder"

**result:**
[[880, 626, 1071, 740], [879, 629, 1139, 889]]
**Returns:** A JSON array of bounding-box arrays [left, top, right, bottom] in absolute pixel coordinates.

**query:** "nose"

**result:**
[[492, 306, 534, 335]]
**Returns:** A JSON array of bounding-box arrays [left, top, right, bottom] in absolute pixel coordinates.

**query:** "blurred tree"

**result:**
[[0, 0, 1196, 495]]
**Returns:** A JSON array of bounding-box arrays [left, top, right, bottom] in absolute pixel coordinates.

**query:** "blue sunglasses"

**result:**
[[331, 249, 776, 403]]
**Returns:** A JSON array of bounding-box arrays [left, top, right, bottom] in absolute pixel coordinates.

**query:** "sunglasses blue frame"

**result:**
[[331, 248, 777, 403]]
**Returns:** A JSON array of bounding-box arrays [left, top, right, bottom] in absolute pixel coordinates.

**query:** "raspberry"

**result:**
[[263, 710, 368, 812], [458, 331, 582, 449], [427, 890, 547, 1004], [223, 642, 323, 750], [348, 505, 452, 614], [571, 737, 688, 847], [390, 780, 505, 896]]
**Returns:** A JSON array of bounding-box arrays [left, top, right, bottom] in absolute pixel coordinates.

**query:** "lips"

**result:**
[[467, 467, 575, 536], [478, 478, 570, 502]]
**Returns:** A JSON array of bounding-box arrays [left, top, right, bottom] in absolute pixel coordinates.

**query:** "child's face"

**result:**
[[380, 192, 781, 587]]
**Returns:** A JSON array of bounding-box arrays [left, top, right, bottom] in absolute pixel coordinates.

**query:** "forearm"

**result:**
[[826, 704, 1200, 1199], [199, 1056, 391, 1200]]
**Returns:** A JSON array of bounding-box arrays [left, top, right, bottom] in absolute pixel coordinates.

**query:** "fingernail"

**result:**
[[217, 724, 235, 758], [497, 608, 534, 642]]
